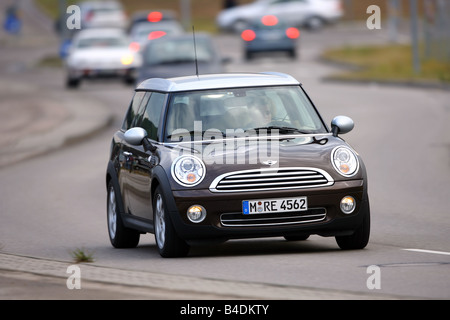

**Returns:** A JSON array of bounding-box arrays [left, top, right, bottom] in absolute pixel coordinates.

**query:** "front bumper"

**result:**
[[168, 180, 367, 241], [68, 67, 136, 79]]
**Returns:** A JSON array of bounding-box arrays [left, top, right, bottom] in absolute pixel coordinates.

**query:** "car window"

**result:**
[[138, 92, 166, 141], [164, 86, 327, 142], [77, 36, 127, 48], [122, 91, 147, 130], [143, 37, 213, 65]]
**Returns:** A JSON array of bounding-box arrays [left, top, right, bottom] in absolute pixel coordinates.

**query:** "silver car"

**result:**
[[217, 0, 343, 32], [65, 28, 142, 88]]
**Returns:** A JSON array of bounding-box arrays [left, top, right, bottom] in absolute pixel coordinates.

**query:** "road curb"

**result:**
[[0, 252, 419, 300]]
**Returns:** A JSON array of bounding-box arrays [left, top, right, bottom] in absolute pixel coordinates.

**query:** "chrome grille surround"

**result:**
[[220, 208, 327, 227], [209, 167, 334, 193]]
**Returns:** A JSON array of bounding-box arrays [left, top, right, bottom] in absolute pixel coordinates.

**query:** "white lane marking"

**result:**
[[403, 249, 450, 256]]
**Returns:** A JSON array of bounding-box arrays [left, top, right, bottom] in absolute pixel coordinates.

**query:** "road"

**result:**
[[0, 1, 449, 300]]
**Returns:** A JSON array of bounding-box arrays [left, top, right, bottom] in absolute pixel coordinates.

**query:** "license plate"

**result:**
[[242, 197, 307, 215]]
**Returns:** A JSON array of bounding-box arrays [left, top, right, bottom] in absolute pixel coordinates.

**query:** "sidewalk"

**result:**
[[0, 252, 408, 300]]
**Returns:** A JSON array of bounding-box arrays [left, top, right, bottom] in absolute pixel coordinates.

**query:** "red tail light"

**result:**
[[147, 11, 163, 23], [148, 31, 167, 40], [129, 42, 140, 52], [241, 29, 256, 42], [261, 15, 278, 26], [286, 27, 300, 39]]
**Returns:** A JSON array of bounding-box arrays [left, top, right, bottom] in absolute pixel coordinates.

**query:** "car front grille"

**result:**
[[220, 208, 327, 227], [209, 167, 334, 193]]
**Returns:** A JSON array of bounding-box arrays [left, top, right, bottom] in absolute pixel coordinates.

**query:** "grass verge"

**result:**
[[322, 44, 450, 86]]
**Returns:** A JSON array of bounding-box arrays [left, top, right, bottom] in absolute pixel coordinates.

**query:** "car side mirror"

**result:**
[[331, 116, 354, 137], [124, 127, 157, 152], [124, 127, 147, 145]]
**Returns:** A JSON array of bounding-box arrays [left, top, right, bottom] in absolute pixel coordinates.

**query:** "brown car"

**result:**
[[106, 73, 370, 257]]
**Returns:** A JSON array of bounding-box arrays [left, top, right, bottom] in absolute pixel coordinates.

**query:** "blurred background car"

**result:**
[[136, 33, 228, 84], [217, 0, 343, 33], [127, 9, 179, 32], [241, 15, 299, 60], [129, 20, 185, 53], [79, 0, 128, 29], [65, 28, 142, 88]]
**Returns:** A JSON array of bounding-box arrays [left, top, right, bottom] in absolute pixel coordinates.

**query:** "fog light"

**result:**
[[340, 196, 356, 214], [187, 205, 206, 223]]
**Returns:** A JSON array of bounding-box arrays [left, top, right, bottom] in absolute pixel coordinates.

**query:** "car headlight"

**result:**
[[121, 54, 134, 65], [331, 146, 359, 177], [171, 156, 206, 187]]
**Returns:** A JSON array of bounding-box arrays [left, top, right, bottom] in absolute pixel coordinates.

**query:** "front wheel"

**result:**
[[107, 181, 140, 248], [153, 187, 190, 258], [335, 200, 370, 250]]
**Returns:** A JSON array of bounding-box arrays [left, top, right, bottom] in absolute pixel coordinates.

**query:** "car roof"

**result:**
[[136, 72, 300, 92]]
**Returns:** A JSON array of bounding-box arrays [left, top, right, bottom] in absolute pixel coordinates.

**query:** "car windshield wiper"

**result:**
[[247, 126, 313, 135], [166, 130, 226, 141]]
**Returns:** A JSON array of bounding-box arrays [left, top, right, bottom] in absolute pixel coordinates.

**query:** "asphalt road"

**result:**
[[0, 1, 449, 300]]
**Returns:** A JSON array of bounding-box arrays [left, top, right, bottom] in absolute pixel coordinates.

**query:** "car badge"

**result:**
[[262, 160, 278, 166]]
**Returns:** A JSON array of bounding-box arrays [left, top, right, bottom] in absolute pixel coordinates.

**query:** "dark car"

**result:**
[[106, 72, 370, 257], [136, 33, 228, 84], [241, 15, 299, 60]]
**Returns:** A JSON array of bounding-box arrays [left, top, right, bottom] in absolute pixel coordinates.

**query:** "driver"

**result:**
[[247, 96, 274, 127]]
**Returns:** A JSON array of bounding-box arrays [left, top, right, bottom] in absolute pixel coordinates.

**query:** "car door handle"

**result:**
[[123, 151, 133, 156]]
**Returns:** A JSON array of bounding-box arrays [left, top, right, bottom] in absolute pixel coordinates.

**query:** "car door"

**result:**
[[124, 92, 166, 221], [119, 91, 150, 215]]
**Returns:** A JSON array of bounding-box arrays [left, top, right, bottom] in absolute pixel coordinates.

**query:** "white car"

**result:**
[[65, 28, 142, 88], [217, 0, 343, 32]]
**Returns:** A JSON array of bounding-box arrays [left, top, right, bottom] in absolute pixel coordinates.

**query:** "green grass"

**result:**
[[71, 248, 95, 263], [322, 44, 450, 84]]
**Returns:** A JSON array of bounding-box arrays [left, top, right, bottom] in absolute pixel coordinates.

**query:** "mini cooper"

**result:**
[[106, 72, 370, 257]]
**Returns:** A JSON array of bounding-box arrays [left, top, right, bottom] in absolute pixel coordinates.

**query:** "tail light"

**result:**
[[241, 29, 256, 42], [129, 42, 140, 52], [286, 27, 300, 39], [148, 11, 163, 23], [148, 31, 167, 40], [261, 15, 278, 26]]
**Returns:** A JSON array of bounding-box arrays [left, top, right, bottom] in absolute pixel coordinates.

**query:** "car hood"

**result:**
[[161, 134, 365, 190]]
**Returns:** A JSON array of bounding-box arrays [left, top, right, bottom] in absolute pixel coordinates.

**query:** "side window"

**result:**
[[122, 91, 146, 130], [139, 92, 166, 141]]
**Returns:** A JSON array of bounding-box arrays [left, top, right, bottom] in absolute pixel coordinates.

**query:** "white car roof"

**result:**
[[136, 72, 300, 92]]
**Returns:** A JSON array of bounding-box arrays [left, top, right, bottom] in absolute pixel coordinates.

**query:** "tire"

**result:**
[[305, 16, 324, 31], [335, 199, 370, 250], [66, 77, 80, 89], [233, 20, 248, 33], [284, 235, 309, 241], [288, 49, 297, 59], [153, 187, 190, 258], [107, 181, 140, 248]]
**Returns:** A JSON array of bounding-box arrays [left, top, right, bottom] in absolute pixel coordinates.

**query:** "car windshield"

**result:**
[[143, 37, 213, 65], [77, 36, 127, 48], [165, 86, 327, 142]]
